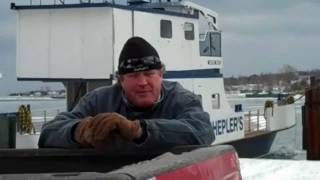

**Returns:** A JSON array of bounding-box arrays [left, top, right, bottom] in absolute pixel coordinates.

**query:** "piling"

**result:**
[[64, 80, 112, 111], [302, 105, 307, 150], [0, 113, 18, 148], [305, 83, 320, 160]]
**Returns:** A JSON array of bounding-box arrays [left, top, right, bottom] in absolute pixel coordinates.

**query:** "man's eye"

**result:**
[[126, 74, 137, 78], [145, 72, 156, 76]]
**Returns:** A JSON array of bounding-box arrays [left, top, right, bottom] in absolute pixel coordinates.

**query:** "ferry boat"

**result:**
[[9, 0, 296, 158]]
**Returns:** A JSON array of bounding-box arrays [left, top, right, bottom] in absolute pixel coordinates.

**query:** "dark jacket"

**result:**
[[38, 81, 214, 151]]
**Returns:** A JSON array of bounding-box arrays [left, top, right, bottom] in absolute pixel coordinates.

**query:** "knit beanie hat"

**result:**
[[118, 37, 162, 75]]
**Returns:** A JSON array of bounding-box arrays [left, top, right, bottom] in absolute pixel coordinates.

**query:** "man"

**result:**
[[38, 37, 214, 151]]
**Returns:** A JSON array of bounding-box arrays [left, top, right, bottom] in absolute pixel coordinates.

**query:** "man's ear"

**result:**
[[117, 73, 124, 86], [160, 66, 166, 77]]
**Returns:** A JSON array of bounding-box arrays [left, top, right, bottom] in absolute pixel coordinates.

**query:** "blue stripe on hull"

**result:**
[[164, 69, 223, 79]]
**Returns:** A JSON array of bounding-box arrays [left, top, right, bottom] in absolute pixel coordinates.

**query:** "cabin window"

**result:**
[[210, 32, 221, 56], [199, 34, 211, 56], [184, 22, 194, 40], [160, 20, 172, 39], [211, 93, 220, 109], [199, 32, 221, 57]]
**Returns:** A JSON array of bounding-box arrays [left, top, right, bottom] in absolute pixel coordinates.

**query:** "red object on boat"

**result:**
[[155, 151, 241, 180]]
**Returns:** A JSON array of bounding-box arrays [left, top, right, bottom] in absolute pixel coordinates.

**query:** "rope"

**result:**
[[18, 105, 35, 134]]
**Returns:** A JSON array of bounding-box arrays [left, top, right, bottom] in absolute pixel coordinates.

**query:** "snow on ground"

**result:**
[[240, 158, 320, 180], [16, 134, 40, 149]]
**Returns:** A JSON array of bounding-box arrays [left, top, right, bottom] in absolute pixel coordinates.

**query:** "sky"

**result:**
[[0, 0, 320, 95]]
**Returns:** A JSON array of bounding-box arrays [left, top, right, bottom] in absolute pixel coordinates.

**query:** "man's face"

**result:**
[[120, 69, 163, 108]]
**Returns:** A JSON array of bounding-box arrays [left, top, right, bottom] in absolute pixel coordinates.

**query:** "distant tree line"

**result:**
[[224, 65, 320, 93], [9, 89, 66, 97]]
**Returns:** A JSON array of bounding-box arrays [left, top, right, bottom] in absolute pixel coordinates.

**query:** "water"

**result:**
[[0, 98, 67, 132], [0, 96, 305, 159], [0, 98, 66, 115]]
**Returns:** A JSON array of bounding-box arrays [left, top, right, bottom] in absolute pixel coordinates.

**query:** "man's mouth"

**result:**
[[136, 91, 151, 95]]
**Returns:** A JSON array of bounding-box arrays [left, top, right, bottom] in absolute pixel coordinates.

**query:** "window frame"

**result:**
[[184, 22, 195, 40], [160, 19, 172, 39]]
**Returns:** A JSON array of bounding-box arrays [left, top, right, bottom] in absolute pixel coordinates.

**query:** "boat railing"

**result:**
[[0, 145, 241, 179], [12, 0, 179, 6], [31, 109, 60, 122], [12, 0, 121, 6], [25, 109, 61, 132], [15, 0, 112, 6], [244, 109, 267, 134]]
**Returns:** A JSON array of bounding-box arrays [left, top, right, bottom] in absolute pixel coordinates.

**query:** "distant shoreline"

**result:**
[[0, 96, 65, 102]]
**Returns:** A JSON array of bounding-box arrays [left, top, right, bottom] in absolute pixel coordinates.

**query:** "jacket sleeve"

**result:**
[[38, 93, 96, 148], [141, 98, 215, 149]]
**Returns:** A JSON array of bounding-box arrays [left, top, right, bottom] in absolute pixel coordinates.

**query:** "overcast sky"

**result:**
[[0, 0, 319, 95]]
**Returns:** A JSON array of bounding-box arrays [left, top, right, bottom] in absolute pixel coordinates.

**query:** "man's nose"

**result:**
[[136, 74, 148, 85]]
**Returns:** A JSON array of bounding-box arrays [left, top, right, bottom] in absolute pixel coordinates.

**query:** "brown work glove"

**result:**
[[75, 113, 143, 151], [90, 113, 121, 148], [90, 113, 142, 144], [74, 116, 94, 147], [115, 113, 143, 141]]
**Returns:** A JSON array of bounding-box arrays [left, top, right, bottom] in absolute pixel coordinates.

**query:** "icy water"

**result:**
[[0, 96, 305, 159], [0, 98, 66, 114], [0, 98, 67, 132]]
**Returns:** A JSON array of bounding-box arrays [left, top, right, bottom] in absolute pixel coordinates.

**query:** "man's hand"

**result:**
[[74, 116, 94, 147], [74, 113, 143, 149], [90, 113, 120, 143], [113, 113, 143, 141], [91, 113, 142, 142]]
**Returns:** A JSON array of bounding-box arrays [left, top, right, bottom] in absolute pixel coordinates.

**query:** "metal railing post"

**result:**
[[248, 111, 251, 132], [257, 109, 260, 131], [44, 110, 47, 124]]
